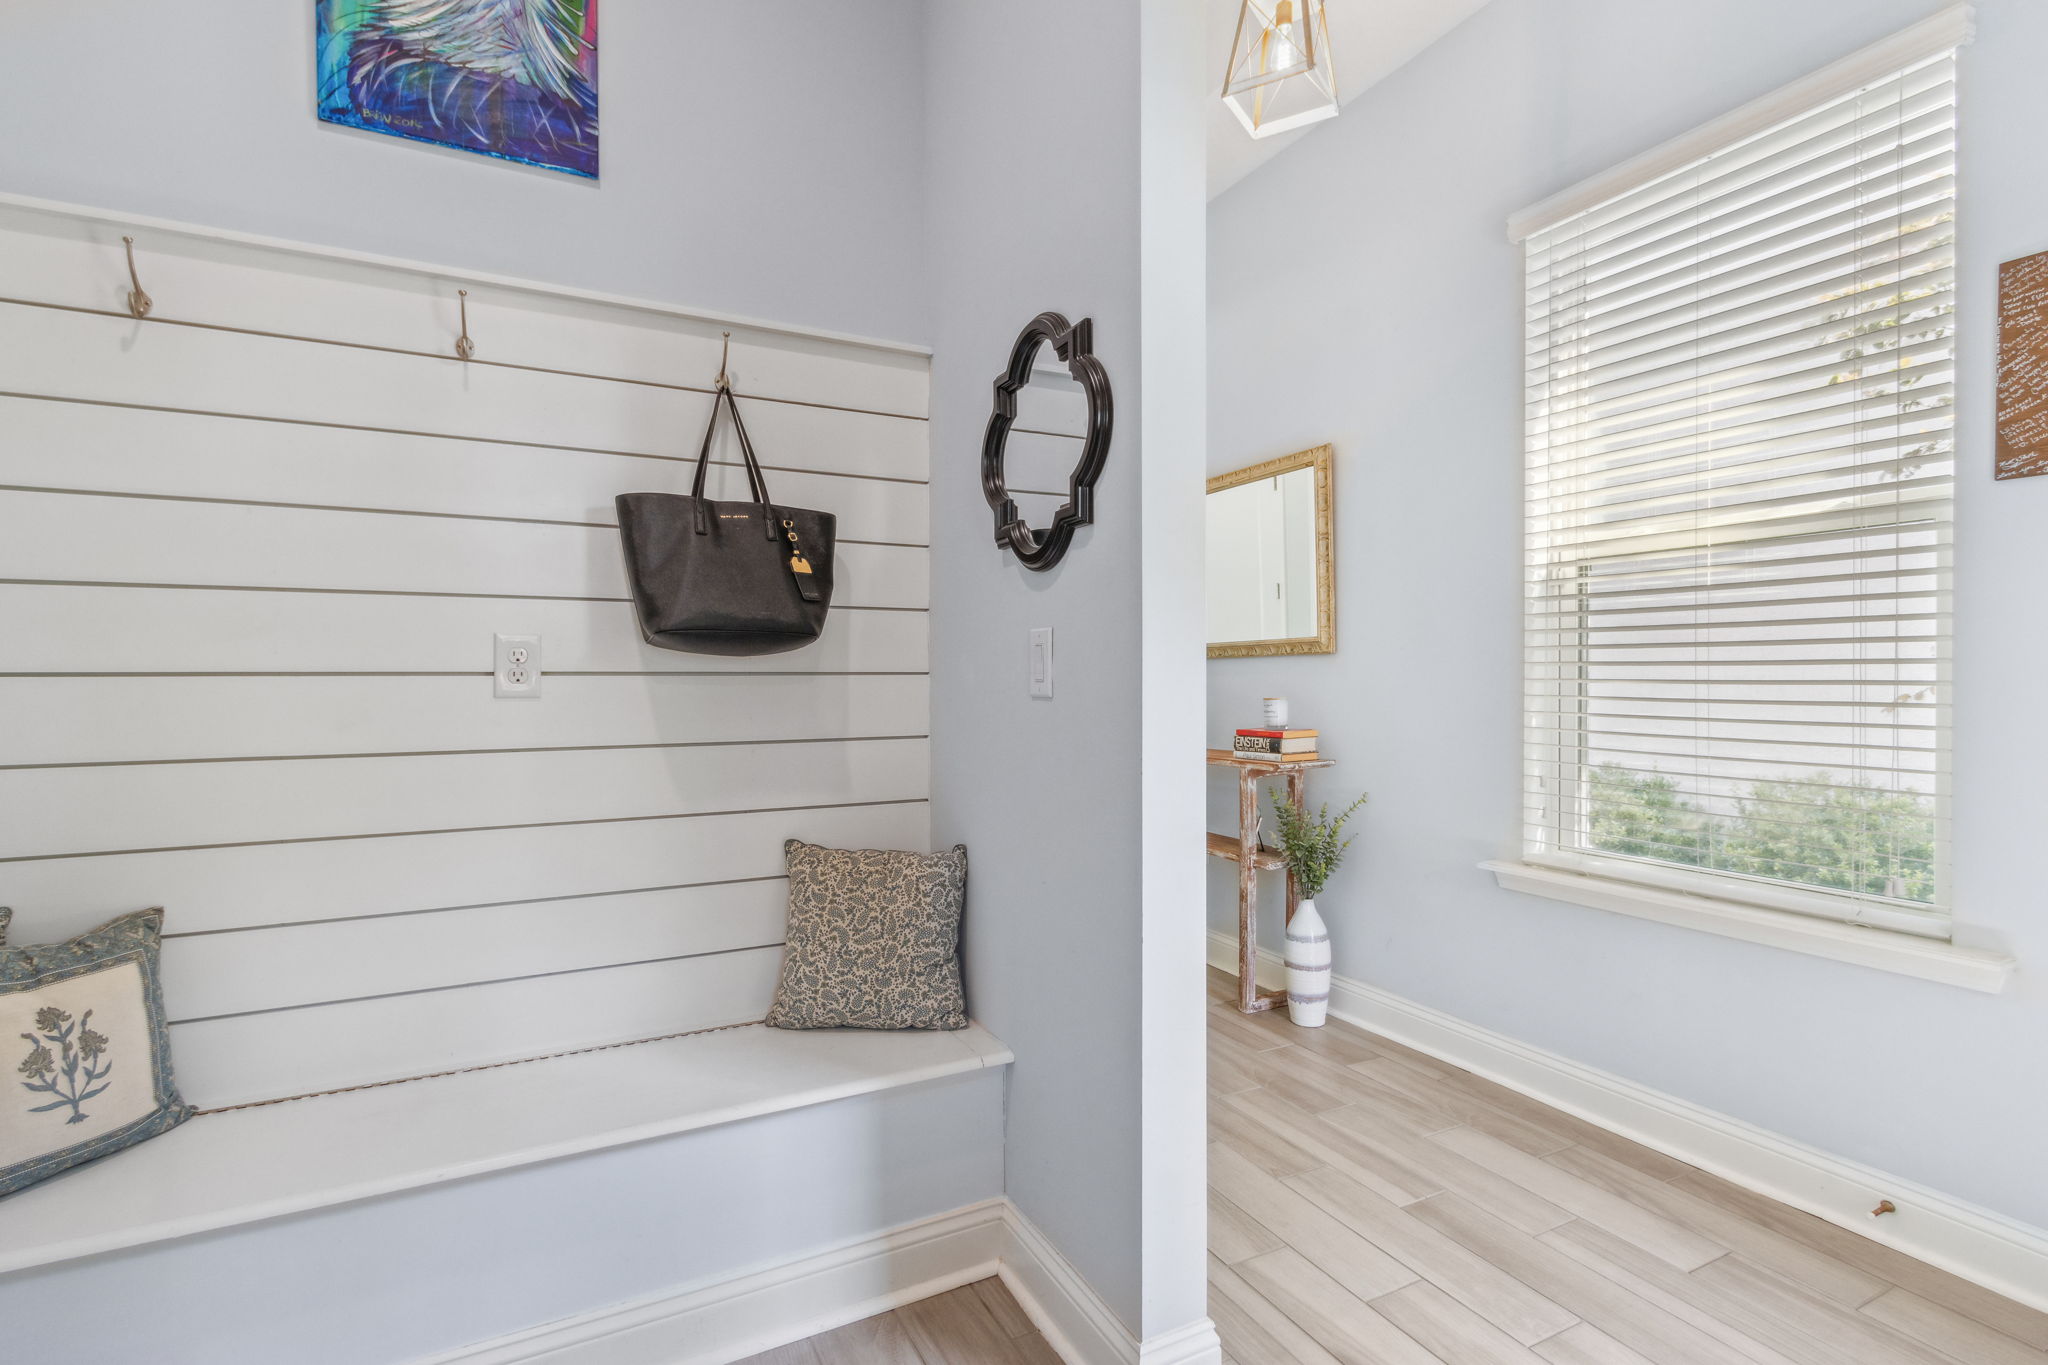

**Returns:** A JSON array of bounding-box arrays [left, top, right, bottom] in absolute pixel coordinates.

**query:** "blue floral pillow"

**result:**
[[2, 909, 191, 1197]]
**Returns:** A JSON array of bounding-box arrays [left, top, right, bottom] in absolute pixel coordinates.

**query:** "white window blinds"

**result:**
[[1520, 44, 1956, 937]]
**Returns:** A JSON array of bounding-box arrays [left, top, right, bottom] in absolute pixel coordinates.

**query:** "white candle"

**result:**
[[1262, 697, 1289, 728]]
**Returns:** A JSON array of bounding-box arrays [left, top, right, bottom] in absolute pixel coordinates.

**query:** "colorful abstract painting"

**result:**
[[317, 1, 599, 178]]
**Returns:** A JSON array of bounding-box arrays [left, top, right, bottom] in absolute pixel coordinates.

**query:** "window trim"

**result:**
[[1509, 8, 1979, 962], [1522, 847, 1948, 939], [1483, 860, 2013, 993]]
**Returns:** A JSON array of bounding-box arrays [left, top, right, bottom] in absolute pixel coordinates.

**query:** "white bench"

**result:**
[[0, 1022, 1011, 1276]]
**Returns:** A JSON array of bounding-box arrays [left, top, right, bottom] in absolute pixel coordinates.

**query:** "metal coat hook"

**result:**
[[715, 330, 732, 390], [455, 289, 476, 360], [121, 236, 152, 319]]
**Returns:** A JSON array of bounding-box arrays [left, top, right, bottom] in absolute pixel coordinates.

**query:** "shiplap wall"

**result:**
[[0, 200, 931, 1110]]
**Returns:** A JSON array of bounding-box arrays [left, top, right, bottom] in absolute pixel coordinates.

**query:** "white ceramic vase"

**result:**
[[1285, 898, 1331, 1027]]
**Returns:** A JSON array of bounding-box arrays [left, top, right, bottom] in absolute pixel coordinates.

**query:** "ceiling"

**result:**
[[1207, 0, 1493, 199]]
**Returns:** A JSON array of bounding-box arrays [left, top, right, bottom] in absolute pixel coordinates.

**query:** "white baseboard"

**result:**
[[999, 1200, 1141, 1364], [416, 1195, 1218, 1365], [1213, 931, 1286, 993], [1134, 1319, 1226, 1365], [417, 1198, 1005, 1365], [1207, 931, 2048, 1315], [996, 1202, 1222, 1365]]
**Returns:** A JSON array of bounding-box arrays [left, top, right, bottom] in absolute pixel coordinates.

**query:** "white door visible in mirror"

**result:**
[[1206, 466, 1318, 645]]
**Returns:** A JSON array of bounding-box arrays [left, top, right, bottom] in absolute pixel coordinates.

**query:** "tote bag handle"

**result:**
[[689, 383, 777, 540]]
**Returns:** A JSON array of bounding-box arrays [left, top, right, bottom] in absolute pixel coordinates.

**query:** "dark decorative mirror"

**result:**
[[981, 311, 1112, 572]]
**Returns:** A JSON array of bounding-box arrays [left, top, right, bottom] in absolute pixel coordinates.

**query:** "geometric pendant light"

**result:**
[[1221, 0, 1339, 139]]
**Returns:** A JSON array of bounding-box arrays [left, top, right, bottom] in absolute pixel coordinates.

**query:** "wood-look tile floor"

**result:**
[[734, 1278, 1060, 1364], [1203, 967, 2048, 1365], [745, 971, 2048, 1363]]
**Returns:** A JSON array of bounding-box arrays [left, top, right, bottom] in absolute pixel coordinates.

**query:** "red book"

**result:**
[[1236, 728, 1317, 739]]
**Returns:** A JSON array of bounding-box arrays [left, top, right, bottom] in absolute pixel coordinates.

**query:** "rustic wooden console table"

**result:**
[[1206, 749, 1334, 1014]]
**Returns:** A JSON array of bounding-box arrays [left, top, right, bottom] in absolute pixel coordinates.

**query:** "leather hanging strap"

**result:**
[[690, 384, 778, 541]]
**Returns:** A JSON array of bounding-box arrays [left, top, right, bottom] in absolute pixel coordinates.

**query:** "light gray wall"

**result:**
[[923, 0, 1145, 1326], [0, 0, 929, 342], [922, 5, 1210, 1340], [0, 0, 1218, 1342], [1208, 0, 2048, 1233], [0, 5, 1000, 1362]]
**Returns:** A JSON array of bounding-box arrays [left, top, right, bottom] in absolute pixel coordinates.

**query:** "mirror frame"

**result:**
[[1206, 443, 1335, 659], [981, 312, 1113, 572]]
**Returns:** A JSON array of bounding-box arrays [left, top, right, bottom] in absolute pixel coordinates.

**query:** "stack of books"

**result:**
[[1231, 727, 1319, 761]]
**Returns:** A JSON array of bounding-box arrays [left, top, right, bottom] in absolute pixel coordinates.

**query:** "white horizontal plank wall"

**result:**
[[0, 200, 932, 1110]]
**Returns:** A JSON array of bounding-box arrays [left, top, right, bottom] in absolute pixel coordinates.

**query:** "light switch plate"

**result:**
[[1029, 627, 1053, 699], [495, 634, 542, 699]]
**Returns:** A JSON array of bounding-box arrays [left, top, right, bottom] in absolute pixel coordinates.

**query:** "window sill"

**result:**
[[1482, 861, 2015, 994]]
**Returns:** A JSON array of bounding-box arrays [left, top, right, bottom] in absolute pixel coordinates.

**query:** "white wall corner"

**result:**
[[1136, 1319, 1225, 1365], [411, 1195, 1183, 1365], [999, 1200, 1146, 1365], [1136, 0, 1218, 1350], [1206, 932, 2048, 1315]]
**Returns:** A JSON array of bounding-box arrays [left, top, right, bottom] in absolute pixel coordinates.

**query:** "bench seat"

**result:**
[[0, 1022, 1012, 1276]]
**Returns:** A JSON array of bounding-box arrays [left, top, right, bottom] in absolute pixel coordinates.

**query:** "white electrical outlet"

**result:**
[[495, 634, 542, 699], [1029, 627, 1053, 698]]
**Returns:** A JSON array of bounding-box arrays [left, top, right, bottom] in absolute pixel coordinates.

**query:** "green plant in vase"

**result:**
[[1267, 788, 1366, 1026]]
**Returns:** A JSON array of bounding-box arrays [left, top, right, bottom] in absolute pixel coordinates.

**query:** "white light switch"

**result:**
[[1029, 627, 1054, 699], [495, 634, 542, 699]]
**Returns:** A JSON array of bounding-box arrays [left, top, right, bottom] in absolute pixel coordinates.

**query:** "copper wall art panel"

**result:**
[[1996, 248, 2048, 479]]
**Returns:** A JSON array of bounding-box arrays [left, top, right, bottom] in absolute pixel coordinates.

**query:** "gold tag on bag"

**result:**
[[782, 519, 812, 574]]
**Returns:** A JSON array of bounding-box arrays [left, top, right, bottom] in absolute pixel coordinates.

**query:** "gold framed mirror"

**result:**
[[1206, 444, 1334, 658]]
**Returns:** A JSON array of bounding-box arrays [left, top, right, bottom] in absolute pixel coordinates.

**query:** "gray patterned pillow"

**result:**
[[0, 906, 9, 945], [2, 908, 192, 1197], [766, 840, 968, 1031]]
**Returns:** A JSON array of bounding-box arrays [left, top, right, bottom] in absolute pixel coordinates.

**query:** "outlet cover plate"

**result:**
[[495, 634, 542, 699]]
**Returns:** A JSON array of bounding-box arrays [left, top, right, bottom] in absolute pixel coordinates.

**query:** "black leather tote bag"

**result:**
[[616, 384, 835, 656]]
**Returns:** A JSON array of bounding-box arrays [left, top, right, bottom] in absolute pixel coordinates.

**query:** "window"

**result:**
[[1519, 42, 1956, 938]]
